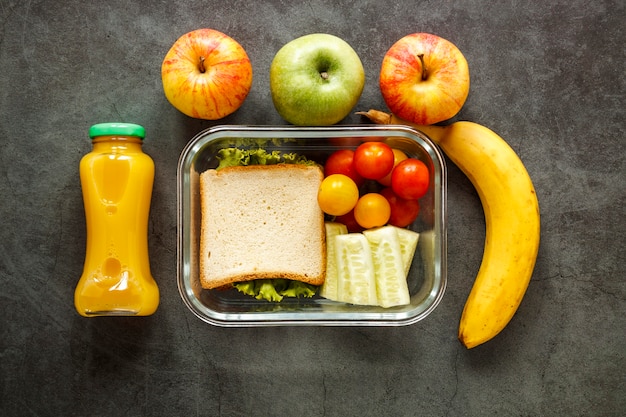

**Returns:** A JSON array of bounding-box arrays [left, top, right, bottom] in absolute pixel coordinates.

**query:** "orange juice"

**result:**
[[74, 123, 159, 316]]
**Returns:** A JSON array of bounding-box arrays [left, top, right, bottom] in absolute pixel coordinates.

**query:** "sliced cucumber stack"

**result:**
[[322, 222, 419, 308]]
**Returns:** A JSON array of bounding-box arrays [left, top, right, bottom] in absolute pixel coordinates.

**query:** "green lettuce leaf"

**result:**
[[233, 279, 318, 302], [216, 148, 317, 170], [280, 281, 318, 298]]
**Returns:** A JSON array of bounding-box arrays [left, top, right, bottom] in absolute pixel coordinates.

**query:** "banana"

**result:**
[[358, 109, 540, 348]]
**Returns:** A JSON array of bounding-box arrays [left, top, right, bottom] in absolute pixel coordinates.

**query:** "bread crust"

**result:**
[[199, 164, 326, 290]]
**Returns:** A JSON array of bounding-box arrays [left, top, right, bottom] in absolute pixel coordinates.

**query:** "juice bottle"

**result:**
[[74, 123, 159, 316]]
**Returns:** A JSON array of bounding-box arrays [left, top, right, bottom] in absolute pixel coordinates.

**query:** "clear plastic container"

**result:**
[[177, 125, 446, 326]]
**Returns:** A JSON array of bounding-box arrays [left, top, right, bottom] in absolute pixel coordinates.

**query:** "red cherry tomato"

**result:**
[[353, 142, 395, 180], [334, 209, 364, 233], [380, 187, 420, 227], [353, 193, 391, 229], [324, 149, 364, 186], [391, 158, 430, 200], [378, 148, 408, 186]]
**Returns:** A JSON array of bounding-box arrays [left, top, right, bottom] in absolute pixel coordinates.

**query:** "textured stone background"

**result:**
[[0, 1, 624, 416]]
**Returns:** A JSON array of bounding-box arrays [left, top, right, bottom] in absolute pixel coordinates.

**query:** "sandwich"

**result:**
[[199, 163, 326, 293]]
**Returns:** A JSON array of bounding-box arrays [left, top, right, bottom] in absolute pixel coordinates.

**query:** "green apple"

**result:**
[[270, 34, 365, 125]]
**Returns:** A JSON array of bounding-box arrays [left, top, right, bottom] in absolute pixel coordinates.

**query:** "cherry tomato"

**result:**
[[353, 142, 395, 180], [380, 187, 420, 227], [391, 158, 430, 200], [378, 148, 408, 186], [335, 209, 364, 233], [353, 193, 391, 229], [324, 149, 364, 186], [317, 174, 359, 216]]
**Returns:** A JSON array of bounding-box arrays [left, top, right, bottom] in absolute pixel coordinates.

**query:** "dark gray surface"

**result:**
[[1, 1, 624, 416]]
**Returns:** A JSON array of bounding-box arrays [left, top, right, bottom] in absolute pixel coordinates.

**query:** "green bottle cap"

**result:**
[[89, 123, 145, 140]]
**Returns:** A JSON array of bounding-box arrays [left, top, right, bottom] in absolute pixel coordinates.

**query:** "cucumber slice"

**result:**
[[319, 222, 348, 301], [363, 226, 410, 308], [335, 233, 378, 306], [395, 227, 420, 276]]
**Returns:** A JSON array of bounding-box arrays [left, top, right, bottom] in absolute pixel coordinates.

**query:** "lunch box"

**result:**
[[177, 125, 447, 326]]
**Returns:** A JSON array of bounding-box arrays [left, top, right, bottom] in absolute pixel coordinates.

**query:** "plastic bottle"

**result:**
[[74, 123, 159, 316]]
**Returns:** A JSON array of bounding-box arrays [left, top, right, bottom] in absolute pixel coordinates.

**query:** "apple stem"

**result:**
[[199, 56, 206, 73], [417, 54, 427, 80], [320, 71, 329, 80]]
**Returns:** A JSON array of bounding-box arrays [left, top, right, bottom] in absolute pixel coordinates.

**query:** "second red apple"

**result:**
[[379, 33, 470, 125]]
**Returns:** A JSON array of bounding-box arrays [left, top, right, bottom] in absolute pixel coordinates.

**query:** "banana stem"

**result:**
[[356, 109, 447, 143]]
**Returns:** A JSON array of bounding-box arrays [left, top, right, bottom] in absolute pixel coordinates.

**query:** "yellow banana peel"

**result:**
[[357, 109, 540, 349]]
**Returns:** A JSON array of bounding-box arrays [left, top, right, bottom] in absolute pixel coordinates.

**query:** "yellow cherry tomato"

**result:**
[[317, 174, 359, 216], [354, 193, 391, 229], [378, 148, 408, 186]]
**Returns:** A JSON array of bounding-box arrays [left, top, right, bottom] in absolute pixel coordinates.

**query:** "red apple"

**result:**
[[379, 33, 470, 125], [161, 29, 253, 120]]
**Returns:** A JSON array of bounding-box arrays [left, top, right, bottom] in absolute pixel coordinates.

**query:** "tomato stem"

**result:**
[[199, 56, 206, 73], [417, 54, 427, 80]]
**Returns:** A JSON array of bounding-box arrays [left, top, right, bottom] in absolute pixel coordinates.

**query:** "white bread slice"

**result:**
[[199, 164, 326, 289]]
